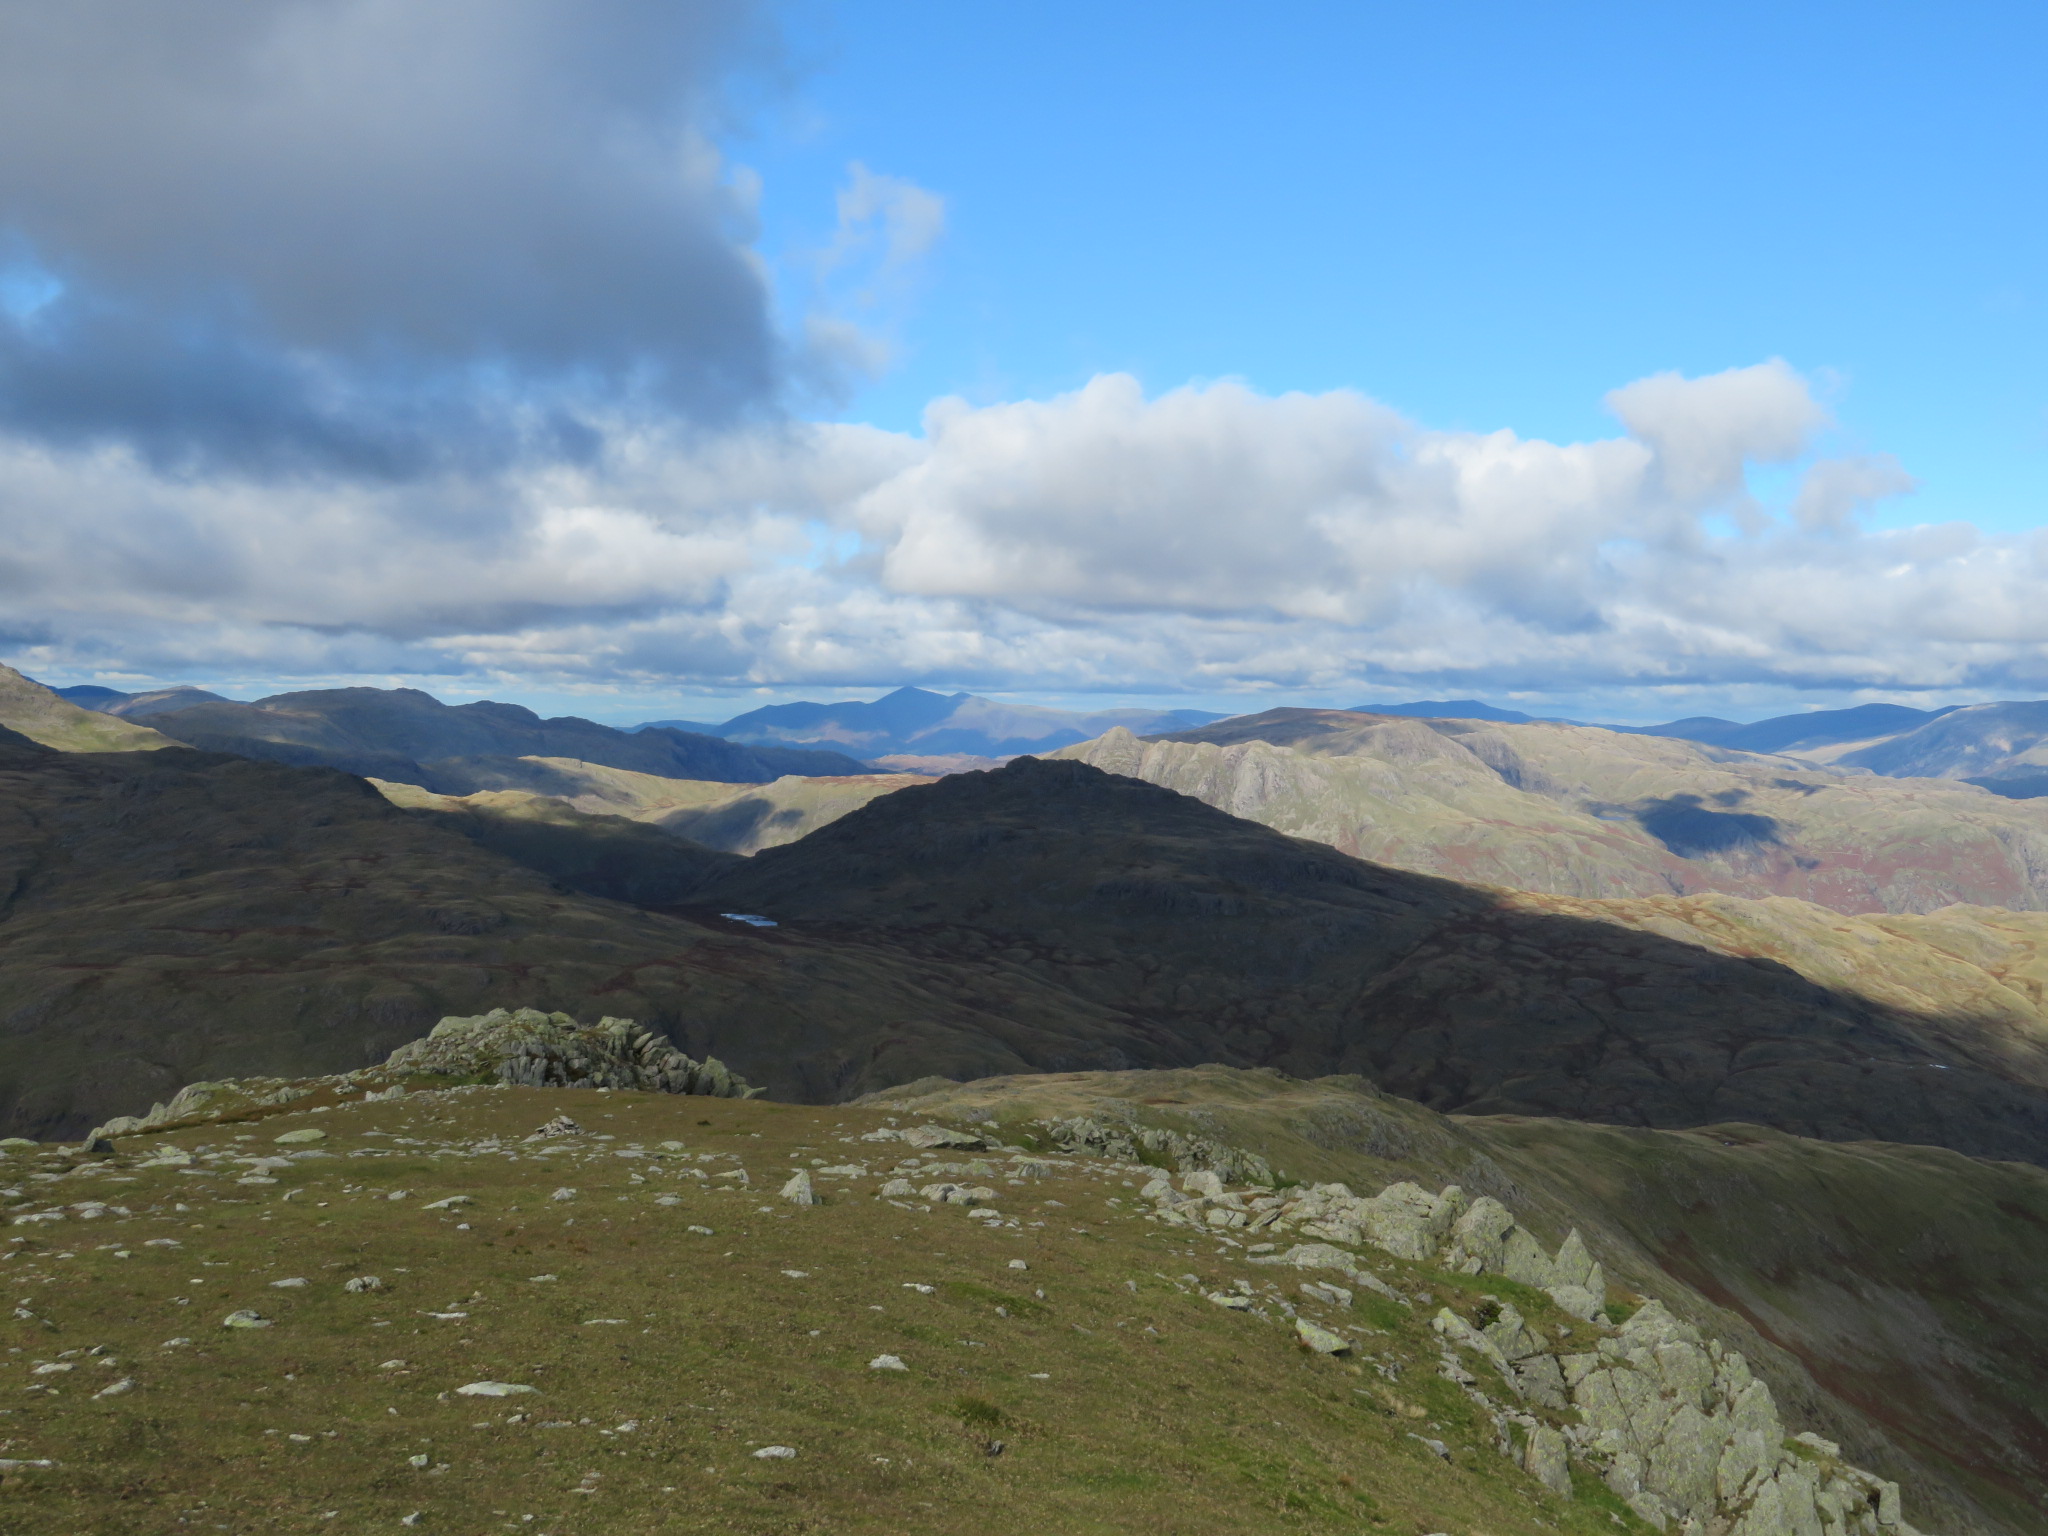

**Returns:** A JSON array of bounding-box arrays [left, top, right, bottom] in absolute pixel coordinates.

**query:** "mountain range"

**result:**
[[53, 672, 2048, 791], [9, 665, 2048, 1532], [636, 684, 1225, 765], [1052, 709, 2048, 914], [42, 675, 863, 784], [7, 726, 2048, 1175]]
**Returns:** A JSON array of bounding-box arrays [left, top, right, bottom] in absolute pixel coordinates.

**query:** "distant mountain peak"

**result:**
[[656, 688, 1226, 763]]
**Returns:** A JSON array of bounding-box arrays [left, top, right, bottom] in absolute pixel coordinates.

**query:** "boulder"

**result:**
[[1294, 1319, 1350, 1354], [779, 1171, 818, 1206], [901, 1125, 986, 1150], [1524, 1425, 1571, 1495]]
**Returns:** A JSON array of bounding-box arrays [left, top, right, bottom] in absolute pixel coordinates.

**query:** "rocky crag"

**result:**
[[1129, 1159, 1912, 1535], [88, 1008, 757, 1141]]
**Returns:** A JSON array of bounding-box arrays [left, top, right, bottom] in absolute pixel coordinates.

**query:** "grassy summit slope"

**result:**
[[1053, 710, 2048, 914], [869, 1068, 2048, 1536], [2, 1067, 2015, 1536], [0, 665, 171, 753]]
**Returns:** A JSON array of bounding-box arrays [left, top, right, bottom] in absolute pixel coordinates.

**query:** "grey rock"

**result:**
[[1444, 1196, 1516, 1273], [220, 1310, 271, 1329], [386, 1008, 761, 1098], [1547, 1283, 1604, 1322], [1499, 1225, 1558, 1289], [1524, 1424, 1571, 1495], [1512, 1353, 1569, 1410], [779, 1170, 817, 1206], [901, 1125, 986, 1150]]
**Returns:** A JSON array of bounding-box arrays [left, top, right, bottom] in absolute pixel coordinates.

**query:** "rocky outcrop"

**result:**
[[1552, 1300, 1910, 1536], [385, 1007, 758, 1097], [1035, 1114, 1276, 1186], [87, 1007, 757, 1141], [1138, 1165, 1925, 1536]]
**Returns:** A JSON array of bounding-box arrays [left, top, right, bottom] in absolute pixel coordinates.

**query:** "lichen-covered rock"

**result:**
[[385, 1008, 759, 1098], [1444, 1196, 1516, 1273], [901, 1125, 986, 1150], [1036, 1114, 1274, 1185], [1524, 1424, 1571, 1495], [779, 1170, 817, 1206], [1293, 1318, 1350, 1354]]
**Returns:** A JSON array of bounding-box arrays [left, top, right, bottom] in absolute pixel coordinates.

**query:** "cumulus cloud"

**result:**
[[1791, 453, 1918, 532], [0, 0, 783, 473], [15, 351, 2048, 708], [1603, 359, 1825, 503]]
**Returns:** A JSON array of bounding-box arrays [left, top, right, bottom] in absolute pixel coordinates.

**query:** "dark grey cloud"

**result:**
[[0, 0, 782, 475]]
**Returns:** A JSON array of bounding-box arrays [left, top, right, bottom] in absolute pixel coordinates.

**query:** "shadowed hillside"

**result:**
[[9, 745, 2048, 1173], [699, 758, 2048, 1163], [133, 685, 865, 784]]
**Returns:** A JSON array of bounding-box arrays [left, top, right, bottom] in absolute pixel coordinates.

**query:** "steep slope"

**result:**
[[56, 682, 234, 718], [699, 757, 2048, 1163], [372, 778, 745, 905], [0, 664, 172, 752], [1620, 702, 1956, 754], [0, 744, 1161, 1139], [648, 773, 932, 853], [138, 685, 864, 784], [15, 745, 2048, 1172], [879, 1067, 2048, 1536], [1053, 709, 2048, 914], [1834, 701, 2048, 791], [690, 684, 1223, 759]]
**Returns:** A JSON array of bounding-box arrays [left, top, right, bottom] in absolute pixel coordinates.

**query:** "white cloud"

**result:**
[[9, 358, 2043, 709], [1604, 359, 1826, 503], [1791, 452, 1917, 532]]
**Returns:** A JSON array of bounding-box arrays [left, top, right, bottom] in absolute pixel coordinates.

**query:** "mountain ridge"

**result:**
[[641, 684, 1226, 761], [1051, 710, 2048, 915], [10, 743, 2048, 1170], [116, 685, 866, 784]]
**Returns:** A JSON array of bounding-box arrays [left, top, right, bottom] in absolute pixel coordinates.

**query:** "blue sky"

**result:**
[[1, 1, 2044, 726], [750, 1, 2045, 525]]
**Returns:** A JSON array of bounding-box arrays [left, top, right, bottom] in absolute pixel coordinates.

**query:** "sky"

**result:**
[[1, 0, 2044, 726]]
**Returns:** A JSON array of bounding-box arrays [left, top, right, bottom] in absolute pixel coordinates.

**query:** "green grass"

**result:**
[[0, 1084, 1640, 1536]]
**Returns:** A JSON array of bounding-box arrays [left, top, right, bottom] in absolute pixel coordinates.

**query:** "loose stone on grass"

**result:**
[[1295, 1319, 1351, 1354], [779, 1170, 818, 1206]]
